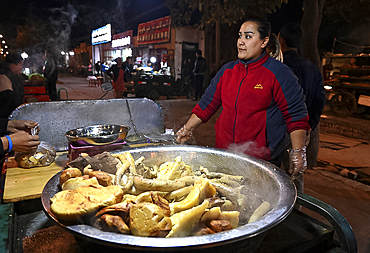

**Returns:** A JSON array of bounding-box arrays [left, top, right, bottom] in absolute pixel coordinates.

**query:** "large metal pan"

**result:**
[[41, 145, 296, 252], [65, 124, 130, 145]]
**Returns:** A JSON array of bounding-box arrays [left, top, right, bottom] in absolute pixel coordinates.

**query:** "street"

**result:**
[[54, 74, 370, 252]]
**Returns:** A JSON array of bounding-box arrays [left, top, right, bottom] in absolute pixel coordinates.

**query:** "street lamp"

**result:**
[[150, 56, 157, 63], [21, 52, 28, 59]]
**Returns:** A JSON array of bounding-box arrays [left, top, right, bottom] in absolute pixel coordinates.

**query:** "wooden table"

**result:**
[[2, 152, 67, 203]]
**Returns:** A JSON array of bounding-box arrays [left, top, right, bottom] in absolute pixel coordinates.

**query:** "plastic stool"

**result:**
[[58, 88, 68, 100]]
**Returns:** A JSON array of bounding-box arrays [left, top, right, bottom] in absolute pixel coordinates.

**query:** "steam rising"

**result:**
[[21, 3, 78, 72], [227, 141, 270, 160], [48, 3, 78, 53]]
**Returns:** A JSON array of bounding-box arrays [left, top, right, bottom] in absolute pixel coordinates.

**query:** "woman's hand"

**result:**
[[10, 131, 40, 153], [289, 129, 308, 180], [7, 120, 39, 134], [175, 114, 203, 144], [175, 125, 193, 144], [289, 146, 307, 180]]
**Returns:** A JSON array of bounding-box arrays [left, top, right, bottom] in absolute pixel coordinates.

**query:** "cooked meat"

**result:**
[[89, 170, 113, 186], [67, 155, 90, 171], [88, 152, 119, 174], [60, 168, 82, 186]]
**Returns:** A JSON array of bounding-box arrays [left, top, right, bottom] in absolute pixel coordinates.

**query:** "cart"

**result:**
[[126, 73, 192, 100], [323, 53, 370, 117]]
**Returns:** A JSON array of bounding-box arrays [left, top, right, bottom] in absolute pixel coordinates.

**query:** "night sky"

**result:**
[[0, 0, 169, 52], [0, 0, 367, 55]]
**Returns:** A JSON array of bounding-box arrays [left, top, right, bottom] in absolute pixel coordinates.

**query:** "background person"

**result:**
[[123, 57, 133, 76], [95, 61, 101, 76], [0, 53, 25, 119], [43, 50, 59, 101], [101, 61, 109, 81], [176, 16, 309, 180], [107, 57, 126, 98], [278, 22, 326, 180], [88, 60, 93, 76], [192, 50, 207, 100]]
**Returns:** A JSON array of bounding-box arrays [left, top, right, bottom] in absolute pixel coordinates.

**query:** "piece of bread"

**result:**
[[61, 177, 100, 191], [50, 185, 123, 221]]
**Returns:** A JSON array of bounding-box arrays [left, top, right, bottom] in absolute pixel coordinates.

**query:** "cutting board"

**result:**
[[2, 144, 159, 203], [3, 152, 67, 203]]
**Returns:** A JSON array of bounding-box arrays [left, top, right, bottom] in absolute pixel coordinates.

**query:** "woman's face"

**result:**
[[237, 21, 269, 61]]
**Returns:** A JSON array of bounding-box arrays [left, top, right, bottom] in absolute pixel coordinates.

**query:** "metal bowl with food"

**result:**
[[41, 145, 296, 252], [65, 124, 130, 145]]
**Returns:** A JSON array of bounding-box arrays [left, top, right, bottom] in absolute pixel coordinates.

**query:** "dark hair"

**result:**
[[279, 22, 303, 48], [243, 15, 271, 39], [5, 53, 23, 65], [196, 50, 202, 56], [266, 33, 282, 60]]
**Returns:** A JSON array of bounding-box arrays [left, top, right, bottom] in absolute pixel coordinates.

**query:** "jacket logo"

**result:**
[[254, 84, 263, 89]]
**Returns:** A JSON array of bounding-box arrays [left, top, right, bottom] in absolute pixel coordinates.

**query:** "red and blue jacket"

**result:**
[[192, 52, 309, 160]]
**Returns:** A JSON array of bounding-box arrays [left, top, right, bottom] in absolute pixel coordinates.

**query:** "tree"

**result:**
[[320, 0, 370, 54], [300, 0, 326, 69], [166, 0, 287, 75]]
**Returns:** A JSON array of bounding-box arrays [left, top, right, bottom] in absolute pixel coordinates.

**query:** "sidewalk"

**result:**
[[57, 74, 114, 100]]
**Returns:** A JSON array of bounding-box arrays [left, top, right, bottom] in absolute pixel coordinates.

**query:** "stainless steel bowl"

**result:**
[[65, 124, 130, 145], [42, 145, 296, 252]]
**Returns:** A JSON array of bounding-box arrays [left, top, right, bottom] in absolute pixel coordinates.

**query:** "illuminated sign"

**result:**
[[112, 30, 132, 48], [91, 24, 112, 45], [137, 16, 171, 45]]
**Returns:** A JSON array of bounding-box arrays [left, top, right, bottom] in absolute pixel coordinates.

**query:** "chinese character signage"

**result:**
[[91, 24, 112, 45], [112, 30, 133, 48], [138, 16, 171, 45]]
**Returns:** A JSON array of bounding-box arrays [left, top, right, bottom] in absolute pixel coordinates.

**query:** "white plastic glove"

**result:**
[[175, 125, 193, 144], [288, 146, 307, 180]]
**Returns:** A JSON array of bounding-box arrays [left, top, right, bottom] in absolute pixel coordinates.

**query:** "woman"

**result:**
[[176, 16, 309, 179], [107, 57, 126, 98]]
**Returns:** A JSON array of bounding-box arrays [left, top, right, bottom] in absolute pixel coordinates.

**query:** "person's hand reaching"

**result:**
[[10, 131, 40, 153], [289, 146, 307, 180], [175, 125, 193, 144], [7, 120, 39, 134]]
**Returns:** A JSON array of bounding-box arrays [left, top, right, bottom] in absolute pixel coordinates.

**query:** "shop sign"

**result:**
[[137, 16, 171, 45], [112, 30, 133, 48], [91, 24, 112, 45]]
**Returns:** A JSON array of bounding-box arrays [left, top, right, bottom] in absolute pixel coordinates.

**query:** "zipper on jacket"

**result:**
[[232, 64, 248, 142]]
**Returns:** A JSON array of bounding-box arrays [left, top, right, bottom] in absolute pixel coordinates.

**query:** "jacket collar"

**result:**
[[238, 51, 268, 69]]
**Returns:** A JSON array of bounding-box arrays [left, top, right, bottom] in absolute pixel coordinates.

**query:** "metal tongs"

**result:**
[[31, 124, 40, 136]]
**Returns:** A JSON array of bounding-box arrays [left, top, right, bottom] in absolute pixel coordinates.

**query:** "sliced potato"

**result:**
[[167, 199, 209, 238]]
